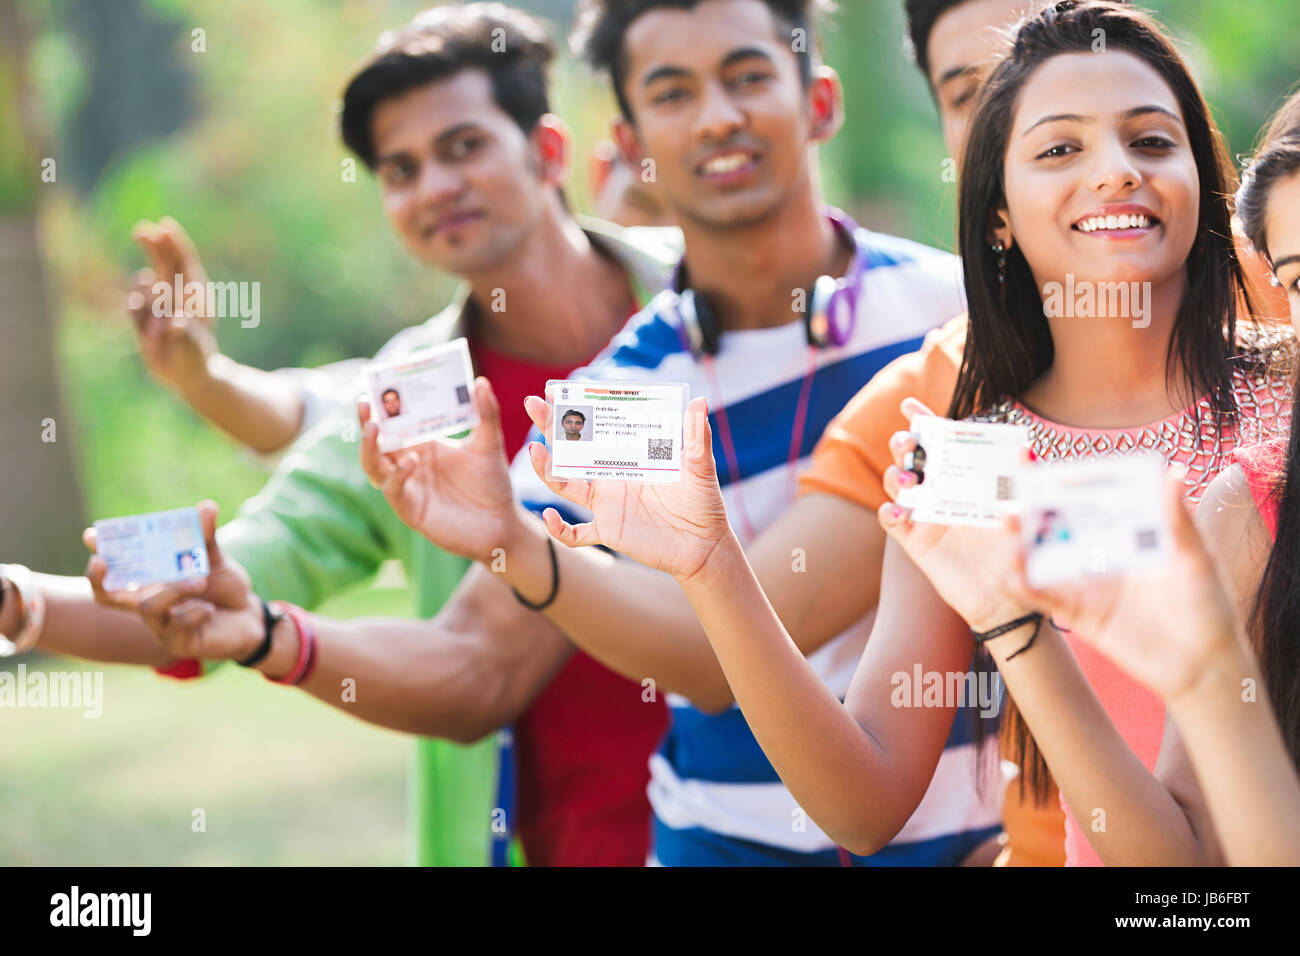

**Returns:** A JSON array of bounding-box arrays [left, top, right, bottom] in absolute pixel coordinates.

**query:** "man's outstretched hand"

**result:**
[[85, 500, 263, 662], [359, 376, 519, 564], [126, 217, 219, 394]]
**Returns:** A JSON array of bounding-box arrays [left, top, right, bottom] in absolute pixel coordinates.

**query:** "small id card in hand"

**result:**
[[896, 417, 1030, 527], [364, 337, 479, 453], [1019, 453, 1170, 587], [546, 380, 688, 483], [94, 506, 210, 592]]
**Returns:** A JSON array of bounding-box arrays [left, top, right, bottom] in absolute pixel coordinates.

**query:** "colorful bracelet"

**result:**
[[267, 602, 317, 686]]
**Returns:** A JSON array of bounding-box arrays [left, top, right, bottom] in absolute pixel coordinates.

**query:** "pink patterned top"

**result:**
[[979, 363, 1292, 866]]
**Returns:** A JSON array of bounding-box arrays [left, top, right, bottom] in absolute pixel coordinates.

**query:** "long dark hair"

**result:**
[[950, 1, 1253, 802], [1236, 88, 1300, 771]]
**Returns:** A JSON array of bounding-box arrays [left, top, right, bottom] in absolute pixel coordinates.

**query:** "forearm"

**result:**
[[677, 534, 906, 854], [25, 573, 179, 668], [500, 509, 734, 711], [259, 570, 575, 742], [1168, 645, 1300, 865], [178, 354, 304, 454], [988, 623, 1213, 865]]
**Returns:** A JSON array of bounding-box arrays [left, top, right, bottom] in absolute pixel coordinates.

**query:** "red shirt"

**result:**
[[469, 337, 669, 867]]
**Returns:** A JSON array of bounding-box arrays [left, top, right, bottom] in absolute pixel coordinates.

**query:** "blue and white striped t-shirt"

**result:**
[[508, 224, 1003, 865]]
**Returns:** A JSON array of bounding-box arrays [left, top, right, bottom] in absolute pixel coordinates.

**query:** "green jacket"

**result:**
[[217, 220, 680, 865]]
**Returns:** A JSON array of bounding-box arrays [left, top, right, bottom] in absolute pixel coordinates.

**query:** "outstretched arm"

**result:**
[[876, 401, 1228, 864], [361, 383, 884, 712], [85, 504, 575, 742], [128, 217, 304, 453]]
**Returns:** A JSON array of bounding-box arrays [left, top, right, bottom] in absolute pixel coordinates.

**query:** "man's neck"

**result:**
[[465, 202, 635, 367], [676, 182, 848, 333]]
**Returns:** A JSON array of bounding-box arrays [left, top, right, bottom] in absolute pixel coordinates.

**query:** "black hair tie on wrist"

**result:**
[[237, 597, 280, 668], [971, 611, 1044, 661], [512, 535, 559, 611]]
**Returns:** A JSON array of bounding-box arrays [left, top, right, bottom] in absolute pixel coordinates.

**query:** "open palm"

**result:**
[[127, 217, 218, 390], [878, 399, 1030, 628], [1001, 474, 1237, 700], [85, 500, 261, 661], [523, 394, 732, 582], [360, 377, 517, 563]]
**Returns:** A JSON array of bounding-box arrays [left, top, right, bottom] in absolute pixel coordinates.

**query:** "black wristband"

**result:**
[[511, 535, 559, 611], [971, 611, 1043, 661], [237, 597, 279, 668]]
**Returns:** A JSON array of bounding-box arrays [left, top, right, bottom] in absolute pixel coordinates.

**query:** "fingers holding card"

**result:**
[[362, 337, 479, 454], [543, 379, 689, 485]]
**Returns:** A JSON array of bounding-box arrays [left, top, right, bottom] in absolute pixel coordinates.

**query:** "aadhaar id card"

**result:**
[[546, 380, 688, 483], [365, 337, 478, 453], [1020, 453, 1170, 587], [94, 506, 209, 592], [897, 417, 1030, 527]]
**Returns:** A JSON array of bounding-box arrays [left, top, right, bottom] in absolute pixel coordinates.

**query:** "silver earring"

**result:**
[[991, 241, 1007, 284]]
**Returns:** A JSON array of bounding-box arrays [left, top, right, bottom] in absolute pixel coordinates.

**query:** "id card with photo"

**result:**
[[1020, 453, 1170, 587], [94, 506, 210, 592], [897, 417, 1030, 527], [546, 380, 689, 483], [364, 337, 478, 453]]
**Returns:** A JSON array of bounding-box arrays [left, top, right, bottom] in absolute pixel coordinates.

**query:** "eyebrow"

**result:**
[[374, 122, 482, 167], [1273, 254, 1300, 271], [1021, 105, 1182, 138], [937, 63, 979, 88], [641, 46, 775, 88]]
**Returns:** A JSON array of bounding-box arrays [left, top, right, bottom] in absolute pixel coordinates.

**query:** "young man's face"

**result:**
[[926, 0, 1047, 163], [371, 69, 550, 275], [615, 0, 831, 231], [561, 413, 584, 439], [382, 390, 402, 417]]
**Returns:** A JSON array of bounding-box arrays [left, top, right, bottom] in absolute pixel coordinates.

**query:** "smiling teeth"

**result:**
[[1076, 213, 1154, 232], [702, 153, 751, 175]]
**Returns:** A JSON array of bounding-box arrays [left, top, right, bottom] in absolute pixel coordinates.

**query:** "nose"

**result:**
[[693, 79, 745, 143], [415, 158, 465, 206], [1087, 134, 1142, 195]]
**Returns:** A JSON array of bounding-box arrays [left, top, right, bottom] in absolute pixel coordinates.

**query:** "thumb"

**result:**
[[524, 394, 553, 437], [195, 499, 223, 568], [899, 396, 937, 428], [684, 397, 715, 478], [471, 377, 505, 456], [1163, 466, 1203, 559]]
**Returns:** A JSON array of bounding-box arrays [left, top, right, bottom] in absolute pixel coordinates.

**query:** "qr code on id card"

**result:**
[[456, 384, 470, 404], [648, 438, 674, 461]]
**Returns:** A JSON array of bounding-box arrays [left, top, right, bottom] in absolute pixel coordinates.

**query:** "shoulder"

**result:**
[[853, 229, 966, 330], [853, 228, 955, 269], [373, 300, 465, 361], [578, 216, 682, 295], [837, 313, 967, 425], [1197, 463, 1272, 567], [576, 290, 689, 378]]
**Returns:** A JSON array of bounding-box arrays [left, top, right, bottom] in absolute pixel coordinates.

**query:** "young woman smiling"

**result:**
[[935, 89, 1300, 866], [517, 0, 1293, 866]]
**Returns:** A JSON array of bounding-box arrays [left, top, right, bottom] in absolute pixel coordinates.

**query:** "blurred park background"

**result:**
[[1, 0, 1297, 864]]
